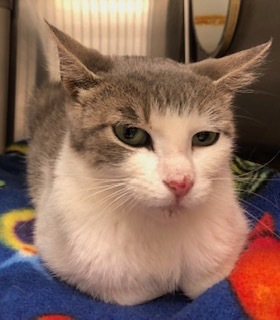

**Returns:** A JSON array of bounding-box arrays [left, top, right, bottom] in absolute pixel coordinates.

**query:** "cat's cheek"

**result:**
[[192, 138, 232, 176], [180, 179, 212, 209], [122, 151, 173, 206], [186, 141, 233, 206]]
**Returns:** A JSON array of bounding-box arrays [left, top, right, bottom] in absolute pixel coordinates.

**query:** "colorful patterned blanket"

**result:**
[[1, 142, 280, 320]]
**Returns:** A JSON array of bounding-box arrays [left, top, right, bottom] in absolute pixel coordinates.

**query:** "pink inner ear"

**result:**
[[163, 177, 194, 197]]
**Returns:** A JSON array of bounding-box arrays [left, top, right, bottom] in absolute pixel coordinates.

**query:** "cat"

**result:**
[[26, 23, 271, 305]]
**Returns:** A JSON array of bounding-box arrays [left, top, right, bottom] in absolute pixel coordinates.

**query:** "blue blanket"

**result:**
[[1, 142, 280, 320]]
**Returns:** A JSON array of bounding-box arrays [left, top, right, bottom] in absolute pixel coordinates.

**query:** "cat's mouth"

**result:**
[[159, 205, 185, 220], [160, 197, 187, 218]]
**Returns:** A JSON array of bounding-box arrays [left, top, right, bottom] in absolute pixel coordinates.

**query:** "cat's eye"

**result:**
[[192, 131, 220, 147], [113, 125, 151, 148]]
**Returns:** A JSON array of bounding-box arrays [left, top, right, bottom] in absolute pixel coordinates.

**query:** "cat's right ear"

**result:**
[[190, 41, 271, 93], [46, 22, 112, 98]]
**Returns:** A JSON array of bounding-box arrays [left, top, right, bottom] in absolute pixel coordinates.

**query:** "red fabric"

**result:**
[[229, 213, 280, 320]]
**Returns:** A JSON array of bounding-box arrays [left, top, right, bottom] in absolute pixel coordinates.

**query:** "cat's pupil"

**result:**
[[124, 127, 137, 139], [197, 132, 209, 142]]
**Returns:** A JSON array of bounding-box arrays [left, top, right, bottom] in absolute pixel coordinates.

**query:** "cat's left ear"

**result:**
[[190, 40, 272, 92], [46, 22, 107, 98]]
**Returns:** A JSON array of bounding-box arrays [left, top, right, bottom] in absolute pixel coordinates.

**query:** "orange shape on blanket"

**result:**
[[229, 213, 280, 320], [37, 315, 74, 320]]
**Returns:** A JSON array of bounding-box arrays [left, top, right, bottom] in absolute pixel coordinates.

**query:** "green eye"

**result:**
[[192, 131, 220, 147], [113, 125, 150, 147]]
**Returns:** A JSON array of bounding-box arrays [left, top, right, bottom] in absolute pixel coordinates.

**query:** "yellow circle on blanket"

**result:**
[[0, 209, 37, 255]]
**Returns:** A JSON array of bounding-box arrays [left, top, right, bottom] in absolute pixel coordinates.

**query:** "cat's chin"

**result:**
[[141, 194, 208, 222], [161, 206, 186, 219], [142, 202, 188, 222]]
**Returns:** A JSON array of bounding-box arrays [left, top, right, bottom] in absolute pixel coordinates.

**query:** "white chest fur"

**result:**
[[34, 138, 248, 305]]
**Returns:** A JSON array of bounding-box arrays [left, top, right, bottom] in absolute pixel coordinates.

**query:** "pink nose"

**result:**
[[164, 177, 194, 197]]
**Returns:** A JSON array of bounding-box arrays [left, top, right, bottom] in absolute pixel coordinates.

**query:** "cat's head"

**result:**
[[48, 24, 271, 214]]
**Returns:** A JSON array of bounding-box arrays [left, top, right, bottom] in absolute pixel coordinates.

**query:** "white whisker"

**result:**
[[83, 186, 127, 207], [88, 191, 132, 226], [235, 152, 280, 178], [242, 208, 280, 240], [77, 182, 126, 194], [236, 188, 280, 210], [60, 174, 129, 183], [99, 190, 130, 214]]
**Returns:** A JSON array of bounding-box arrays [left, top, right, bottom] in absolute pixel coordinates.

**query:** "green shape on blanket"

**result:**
[[232, 156, 275, 199], [0, 180, 5, 187]]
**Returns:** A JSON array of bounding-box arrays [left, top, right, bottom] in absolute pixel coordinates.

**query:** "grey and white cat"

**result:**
[[26, 23, 271, 305]]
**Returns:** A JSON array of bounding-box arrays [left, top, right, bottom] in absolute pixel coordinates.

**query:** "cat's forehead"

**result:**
[[106, 57, 230, 117], [77, 57, 233, 133]]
